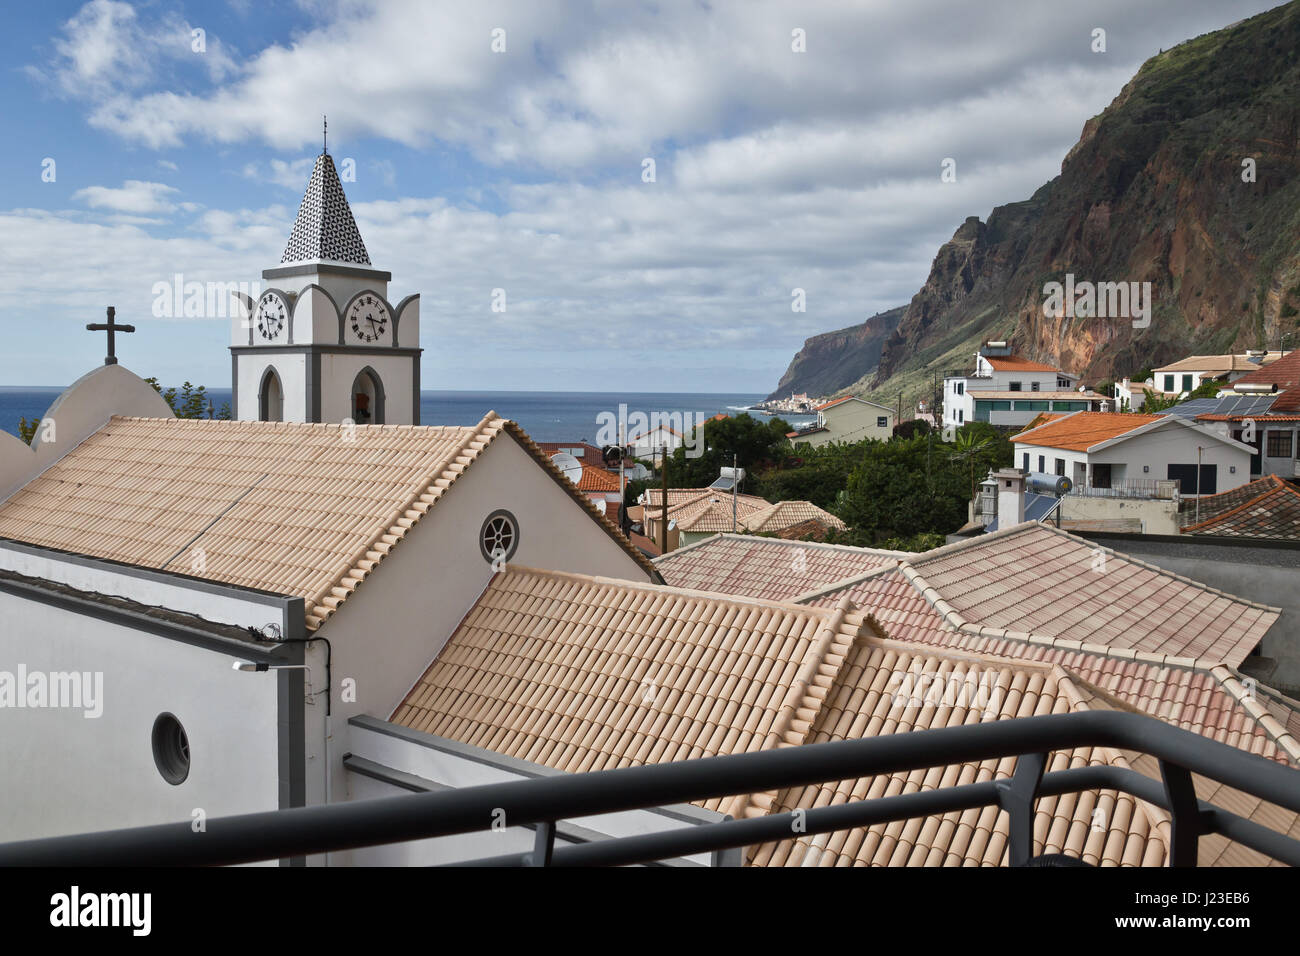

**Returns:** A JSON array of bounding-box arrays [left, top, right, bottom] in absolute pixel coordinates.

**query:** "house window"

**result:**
[[152, 713, 190, 786], [1092, 463, 1112, 489], [1009, 382, 1022, 392], [1267, 431, 1293, 458], [1022, 452, 1029, 470], [1181, 374, 1194, 392], [1057, 378, 1071, 389], [480, 509, 520, 565], [1038, 455, 1045, 472], [956, 382, 964, 395], [877, 416, 888, 428], [1031, 382, 1040, 392], [1163, 374, 1175, 392], [958, 410, 964, 423], [1055, 458, 1066, 477]]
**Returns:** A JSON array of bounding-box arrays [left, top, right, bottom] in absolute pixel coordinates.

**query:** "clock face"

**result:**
[[348, 294, 391, 344], [256, 292, 287, 341]]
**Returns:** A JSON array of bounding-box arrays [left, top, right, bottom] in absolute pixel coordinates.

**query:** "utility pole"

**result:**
[[660, 441, 669, 554], [732, 452, 738, 532], [1195, 445, 1202, 524]]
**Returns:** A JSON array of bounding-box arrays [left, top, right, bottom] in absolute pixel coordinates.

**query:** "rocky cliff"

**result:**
[[778, 2, 1300, 400], [766, 307, 902, 400]]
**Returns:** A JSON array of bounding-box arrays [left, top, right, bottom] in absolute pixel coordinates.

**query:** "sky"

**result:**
[[0, 0, 1285, 391]]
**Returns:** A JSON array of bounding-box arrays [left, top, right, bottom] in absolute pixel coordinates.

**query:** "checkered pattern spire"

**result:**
[[280, 151, 371, 265]]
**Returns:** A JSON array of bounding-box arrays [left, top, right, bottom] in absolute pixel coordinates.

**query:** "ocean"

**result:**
[[0, 388, 816, 444]]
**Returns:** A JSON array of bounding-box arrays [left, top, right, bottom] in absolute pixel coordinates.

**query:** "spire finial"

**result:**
[[323, 115, 328, 154]]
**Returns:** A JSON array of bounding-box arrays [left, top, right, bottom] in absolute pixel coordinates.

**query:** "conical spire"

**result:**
[[280, 151, 371, 266]]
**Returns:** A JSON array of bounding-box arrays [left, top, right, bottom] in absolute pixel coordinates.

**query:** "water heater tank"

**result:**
[[1027, 472, 1073, 495]]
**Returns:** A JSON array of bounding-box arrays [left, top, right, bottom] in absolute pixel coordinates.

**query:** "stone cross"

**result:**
[[86, 306, 136, 366]]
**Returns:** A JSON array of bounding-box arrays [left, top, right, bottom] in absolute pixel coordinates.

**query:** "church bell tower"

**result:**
[[231, 135, 421, 425]]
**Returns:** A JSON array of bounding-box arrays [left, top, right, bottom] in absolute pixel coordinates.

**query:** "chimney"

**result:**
[[994, 468, 1026, 526]]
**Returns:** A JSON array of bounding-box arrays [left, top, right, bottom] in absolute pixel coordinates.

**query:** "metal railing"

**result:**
[[1070, 478, 1179, 500], [0, 711, 1297, 867]]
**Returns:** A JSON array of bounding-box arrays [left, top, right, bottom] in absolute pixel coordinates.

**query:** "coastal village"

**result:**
[[2, 2, 1300, 892], [1, 134, 1298, 872]]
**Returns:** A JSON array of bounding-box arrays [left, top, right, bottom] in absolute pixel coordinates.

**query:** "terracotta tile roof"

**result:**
[[1157, 354, 1280, 374], [899, 523, 1276, 666], [573, 461, 621, 493], [1180, 475, 1300, 539], [669, 493, 771, 532], [797, 568, 1299, 768], [390, 566, 876, 812], [535, 442, 609, 469], [654, 533, 906, 602], [1230, 349, 1300, 412], [772, 518, 836, 541], [393, 567, 1185, 865], [740, 500, 847, 534], [0, 412, 657, 629], [1012, 412, 1164, 451], [815, 396, 855, 411], [984, 356, 1062, 373], [748, 661, 1171, 867]]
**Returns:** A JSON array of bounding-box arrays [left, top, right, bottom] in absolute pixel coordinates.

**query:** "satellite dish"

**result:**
[[592, 499, 606, 514], [551, 452, 584, 485]]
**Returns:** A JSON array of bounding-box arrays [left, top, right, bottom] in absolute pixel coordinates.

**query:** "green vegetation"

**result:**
[[635, 417, 1013, 547]]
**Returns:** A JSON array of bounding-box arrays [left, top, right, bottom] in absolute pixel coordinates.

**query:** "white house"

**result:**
[[1150, 351, 1283, 398], [1013, 411, 1254, 496], [943, 342, 1100, 428]]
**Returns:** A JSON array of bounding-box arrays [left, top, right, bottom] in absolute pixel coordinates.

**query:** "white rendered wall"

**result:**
[[236, 353, 307, 422], [0, 593, 280, 845], [315, 433, 654, 817], [318, 352, 415, 425]]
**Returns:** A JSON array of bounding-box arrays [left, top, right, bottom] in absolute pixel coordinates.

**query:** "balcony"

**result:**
[[0, 711, 1296, 867], [1071, 478, 1179, 500]]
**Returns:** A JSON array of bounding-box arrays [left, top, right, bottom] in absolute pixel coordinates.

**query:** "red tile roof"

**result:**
[[796, 565, 1296, 767], [1180, 475, 1300, 539], [653, 534, 905, 602], [1230, 349, 1300, 412], [1013, 412, 1164, 451], [900, 523, 1276, 666]]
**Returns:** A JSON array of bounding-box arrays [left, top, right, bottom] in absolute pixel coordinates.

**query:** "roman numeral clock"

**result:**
[[229, 145, 421, 426]]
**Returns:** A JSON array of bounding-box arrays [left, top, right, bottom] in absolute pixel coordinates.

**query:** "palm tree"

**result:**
[[948, 429, 992, 503]]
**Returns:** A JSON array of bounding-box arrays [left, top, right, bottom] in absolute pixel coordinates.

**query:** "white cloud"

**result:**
[[71, 180, 181, 215]]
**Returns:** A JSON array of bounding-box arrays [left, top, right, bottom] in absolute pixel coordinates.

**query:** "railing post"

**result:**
[[1159, 760, 1200, 867], [526, 820, 555, 867], [998, 752, 1047, 867]]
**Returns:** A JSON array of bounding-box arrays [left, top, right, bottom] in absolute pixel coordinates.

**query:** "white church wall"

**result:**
[[0, 364, 174, 501], [315, 432, 653, 815], [0, 542, 294, 633], [0, 593, 280, 848], [319, 352, 415, 425], [236, 353, 307, 422], [394, 296, 419, 349], [340, 718, 719, 866]]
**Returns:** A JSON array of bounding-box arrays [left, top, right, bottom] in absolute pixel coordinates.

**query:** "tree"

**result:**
[[662, 413, 791, 489], [1141, 378, 1220, 414], [891, 419, 932, 440], [144, 378, 231, 420]]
